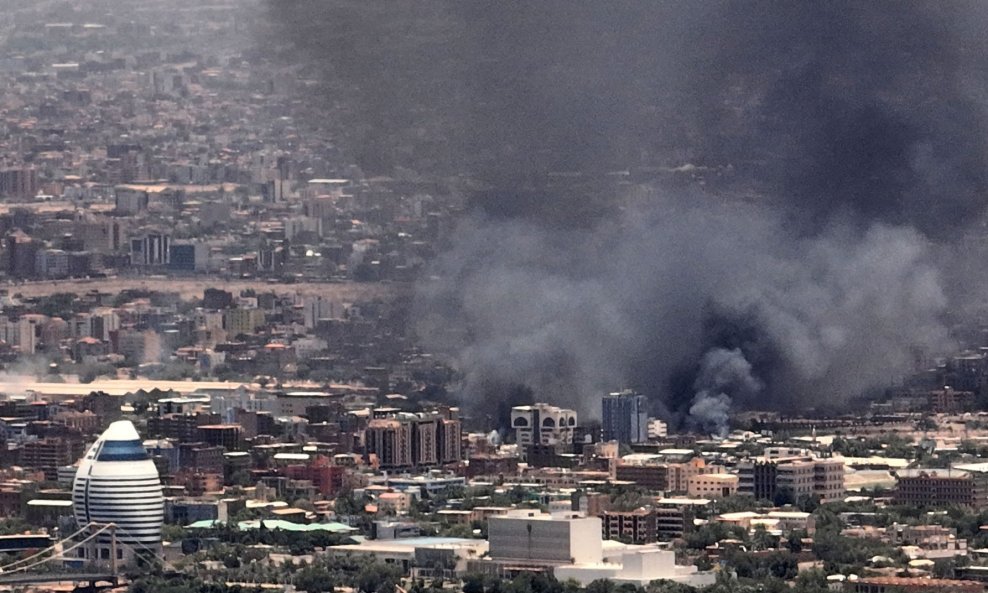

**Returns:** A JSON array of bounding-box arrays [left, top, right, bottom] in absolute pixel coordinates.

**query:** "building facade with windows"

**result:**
[[72, 420, 164, 564], [510, 403, 578, 447], [602, 390, 648, 444], [737, 456, 844, 503]]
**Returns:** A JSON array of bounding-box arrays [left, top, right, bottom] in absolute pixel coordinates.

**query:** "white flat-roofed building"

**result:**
[[657, 448, 697, 461], [489, 510, 602, 565], [484, 510, 714, 587], [554, 541, 715, 588], [331, 536, 488, 576], [275, 391, 335, 416]]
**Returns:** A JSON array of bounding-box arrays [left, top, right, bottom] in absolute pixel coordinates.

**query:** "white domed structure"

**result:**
[[72, 420, 164, 563]]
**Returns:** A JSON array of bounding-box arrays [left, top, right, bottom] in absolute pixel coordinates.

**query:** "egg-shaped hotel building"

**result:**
[[72, 420, 164, 563]]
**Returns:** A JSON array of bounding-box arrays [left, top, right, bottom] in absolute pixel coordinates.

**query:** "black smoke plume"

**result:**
[[265, 2, 988, 432]]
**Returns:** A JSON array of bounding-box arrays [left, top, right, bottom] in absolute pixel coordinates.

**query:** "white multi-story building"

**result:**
[[510, 403, 578, 446], [72, 420, 164, 565], [485, 510, 714, 587], [489, 510, 602, 565], [647, 418, 668, 440]]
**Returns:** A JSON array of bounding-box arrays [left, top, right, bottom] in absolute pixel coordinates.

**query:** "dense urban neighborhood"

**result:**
[[5, 3, 988, 593]]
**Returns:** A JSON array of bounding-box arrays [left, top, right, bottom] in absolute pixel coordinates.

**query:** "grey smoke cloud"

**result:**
[[691, 348, 762, 436], [265, 2, 987, 426], [689, 393, 732, 439], [415, 193, 952, 422]]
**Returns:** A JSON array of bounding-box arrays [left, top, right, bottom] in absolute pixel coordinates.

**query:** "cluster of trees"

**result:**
[[681, 498, 931, 577], [458, 572, 835, 593], [159, 547, 404, 593], [147, 475, 988, 593], [289, 555, 403, 593], [697, 499, 988, 579], [720, 550, 798, 580], [830, 434, 915, 459], [183, 524, 349, 556], [130, 575, 242, 593], [683, 523, 749, 551]]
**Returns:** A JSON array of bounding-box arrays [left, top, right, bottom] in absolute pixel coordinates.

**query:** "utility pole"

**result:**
[[109, 525, 117, 575]]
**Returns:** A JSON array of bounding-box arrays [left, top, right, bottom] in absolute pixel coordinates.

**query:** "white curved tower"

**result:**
[[72, 420, 164, 563]]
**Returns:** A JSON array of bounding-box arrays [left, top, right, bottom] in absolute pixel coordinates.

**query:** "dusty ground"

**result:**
[[0, 277, 408, 300]]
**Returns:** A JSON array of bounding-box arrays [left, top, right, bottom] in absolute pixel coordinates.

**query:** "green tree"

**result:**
[[646, 581, 698, 593], [751, 524, 777, 550], [793, 569, 830, 593], [462, 573, 484, 593], [787, 529, 806, 553], [586, 580, 617, 593]]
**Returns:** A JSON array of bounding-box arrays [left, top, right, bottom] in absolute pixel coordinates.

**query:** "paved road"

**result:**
[[0, 572, 118, 585]]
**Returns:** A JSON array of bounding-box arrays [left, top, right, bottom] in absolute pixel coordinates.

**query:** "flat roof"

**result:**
[[280, 391, 333, 397], [387, 476, 465, 484], [621, 453, 663, 462], [766, 511, 810, 519], [954, 462, 988, 473], [656, 497, 711, 505], [0, 379, 248, 397], [719, 511, 760, 520], [839, 456, 911, 468], [332, 536, 482, 554], [27, 499, 73, 507], [116, 184, 171, 193]]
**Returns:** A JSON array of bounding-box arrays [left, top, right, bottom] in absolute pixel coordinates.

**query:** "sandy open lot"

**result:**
[[0, 277, 407, 300]]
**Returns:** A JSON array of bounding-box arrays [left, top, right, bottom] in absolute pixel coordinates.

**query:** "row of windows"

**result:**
[[87, 519, 162, 527], [85, 533, 162, 543], [77, 487, 163, 495], [86, 527, 162, 537], [82, 476, 160, 486], [87, 524, 162, 532], [76, 508, 163, 520], [85, 523, 162, 533], [512, 416, 577, 427], [75, 503, 163, 512], [78, 509, 164, 518], [73, 480, 157, 491], [96, 439, 151, 462], [76, 490, 163, 500], [76, 490, 163, 498]]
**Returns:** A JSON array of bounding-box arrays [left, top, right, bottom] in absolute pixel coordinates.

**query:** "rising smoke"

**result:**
[[690, 348, 763, 437], [266, 2, 988, 432]]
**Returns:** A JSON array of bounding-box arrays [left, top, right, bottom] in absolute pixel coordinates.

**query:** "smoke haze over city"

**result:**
[[268, 1, 988, 430]]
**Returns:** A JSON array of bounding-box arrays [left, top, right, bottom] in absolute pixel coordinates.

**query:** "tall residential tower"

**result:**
[[602, 390, 648, 444]]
